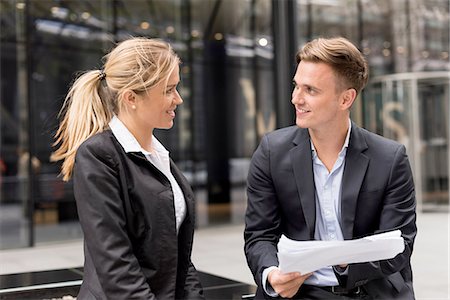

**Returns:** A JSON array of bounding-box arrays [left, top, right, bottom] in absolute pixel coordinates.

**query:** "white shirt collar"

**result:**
[[109, 115, 169, 156]]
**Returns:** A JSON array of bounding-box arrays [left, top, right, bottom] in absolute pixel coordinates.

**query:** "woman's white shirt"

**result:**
[[109, 116, 187, 234]]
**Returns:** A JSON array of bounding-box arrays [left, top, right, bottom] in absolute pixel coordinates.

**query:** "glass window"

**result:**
[[411, 0, 450, 71], [185, 0, 274, 225], [360, 0, 396, 75], [297, 0, 358, 42], [1, 0, 31, 249], [2, 0, 448, 249], [418, 77, 449, 209], [28, 0, 115, 244]]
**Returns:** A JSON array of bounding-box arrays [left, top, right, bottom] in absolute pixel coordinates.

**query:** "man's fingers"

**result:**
[[269, 270, 312, 298], [281, 271, 302, 281], [268, 269, 314, 298], [280, 273, 313, 298], [269, 269, 311, 285], [277, 271, 311, 283]]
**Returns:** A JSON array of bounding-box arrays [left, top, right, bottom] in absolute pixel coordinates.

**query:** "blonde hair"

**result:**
[[51, 37, 180, 181], [296, 37, 369, 94]]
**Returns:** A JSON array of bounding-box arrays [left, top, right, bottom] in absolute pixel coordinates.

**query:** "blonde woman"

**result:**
[[52, 37, 204, 299]]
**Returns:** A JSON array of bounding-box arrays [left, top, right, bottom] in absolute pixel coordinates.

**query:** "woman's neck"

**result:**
[[117, 114, 153, 152]]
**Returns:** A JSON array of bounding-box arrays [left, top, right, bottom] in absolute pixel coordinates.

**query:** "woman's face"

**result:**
[[134, 64, 182, 131]]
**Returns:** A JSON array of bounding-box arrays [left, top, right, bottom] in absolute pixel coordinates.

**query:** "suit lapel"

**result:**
[[290, 129, 316, 239], [341, 123, 369, 239], [170, 160, 195, 221]]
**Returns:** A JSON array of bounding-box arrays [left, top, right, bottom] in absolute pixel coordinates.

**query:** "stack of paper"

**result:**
[[277, 230, 405, 274]]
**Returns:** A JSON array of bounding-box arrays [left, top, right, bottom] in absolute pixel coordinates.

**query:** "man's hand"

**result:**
[[267, 268, 311, 298]]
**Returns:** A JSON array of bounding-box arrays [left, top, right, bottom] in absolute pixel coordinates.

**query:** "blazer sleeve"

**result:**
[[244, 135, 281, 288], [183, 261, 205, 299], [341, 144, 417, 289], [74, 141, 155, 299]]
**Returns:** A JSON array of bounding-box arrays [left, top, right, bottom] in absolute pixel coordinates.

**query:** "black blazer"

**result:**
[[244, 122, 417, 299], [73, 130, 204, 299]]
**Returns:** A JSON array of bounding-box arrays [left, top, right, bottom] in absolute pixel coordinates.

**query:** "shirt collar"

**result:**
[[311, 119, 352, 157], [109, 115, 169, 156]]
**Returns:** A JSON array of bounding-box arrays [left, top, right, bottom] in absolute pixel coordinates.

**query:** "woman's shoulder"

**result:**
[[76, 130, 118, 158]]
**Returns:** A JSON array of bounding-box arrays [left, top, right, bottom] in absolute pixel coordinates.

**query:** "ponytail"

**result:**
[[51, 70, 112, 181]]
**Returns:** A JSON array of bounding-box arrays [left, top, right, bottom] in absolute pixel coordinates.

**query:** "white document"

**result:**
[[277, 230, 405, 274]]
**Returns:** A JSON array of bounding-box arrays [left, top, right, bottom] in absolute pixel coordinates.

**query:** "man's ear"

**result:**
[[341, 88, 357, 110]]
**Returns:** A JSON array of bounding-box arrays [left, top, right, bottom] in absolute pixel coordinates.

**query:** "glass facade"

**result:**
[[360, 0, 450, 212], [1, 0, 449, 249]]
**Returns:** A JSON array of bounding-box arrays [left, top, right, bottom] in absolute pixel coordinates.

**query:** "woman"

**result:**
[[51, 37, 204, 299]]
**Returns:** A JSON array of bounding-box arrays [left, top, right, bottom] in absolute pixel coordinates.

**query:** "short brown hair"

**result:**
[[296, 37, 369, 94]]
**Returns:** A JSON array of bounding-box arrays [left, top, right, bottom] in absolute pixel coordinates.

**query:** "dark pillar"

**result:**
[[203, 38, 230, 205], [272, 0, 298, 128]]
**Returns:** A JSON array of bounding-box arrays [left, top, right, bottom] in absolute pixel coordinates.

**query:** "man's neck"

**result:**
[[309, 120, 349, 172]]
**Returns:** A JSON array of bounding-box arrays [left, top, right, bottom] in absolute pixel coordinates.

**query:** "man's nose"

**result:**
[[291, 90, 303, 105]]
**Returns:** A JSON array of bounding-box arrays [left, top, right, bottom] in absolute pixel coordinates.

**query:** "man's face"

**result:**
[[291, 61, 346, 131]]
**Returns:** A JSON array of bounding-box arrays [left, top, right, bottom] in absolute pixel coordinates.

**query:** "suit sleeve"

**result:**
[[244, 135, 281, 289], [74, 142, 155, 299], [341, 145, 417, 289], [183, 261, 205, 299]]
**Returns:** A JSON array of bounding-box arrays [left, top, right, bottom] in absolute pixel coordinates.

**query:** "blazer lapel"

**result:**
[[341, 123, 369, 239], [170, 160, 195, 221], [290, 129, 316, 239]]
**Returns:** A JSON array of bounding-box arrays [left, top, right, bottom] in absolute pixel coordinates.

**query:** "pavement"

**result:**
[[0, 212, 449, 299]]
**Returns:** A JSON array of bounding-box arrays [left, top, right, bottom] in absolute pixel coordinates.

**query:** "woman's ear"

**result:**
[[123, 90, 138, 110]]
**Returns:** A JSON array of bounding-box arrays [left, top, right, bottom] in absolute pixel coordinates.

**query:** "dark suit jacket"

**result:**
[[244, 122, 417, 299], [73, 130, 204, 299]]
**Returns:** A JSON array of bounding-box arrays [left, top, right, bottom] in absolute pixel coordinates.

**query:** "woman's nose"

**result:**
[[174, 90, 183, 104]]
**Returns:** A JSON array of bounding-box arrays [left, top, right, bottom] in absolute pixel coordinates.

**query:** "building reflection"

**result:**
[[0, 0, 449, 249]]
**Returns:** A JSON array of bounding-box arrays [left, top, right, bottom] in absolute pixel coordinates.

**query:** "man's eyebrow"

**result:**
[[295, 82, 322, 92]]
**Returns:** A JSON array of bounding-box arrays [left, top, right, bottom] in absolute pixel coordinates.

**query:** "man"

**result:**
[[244, 37, 416, 299]]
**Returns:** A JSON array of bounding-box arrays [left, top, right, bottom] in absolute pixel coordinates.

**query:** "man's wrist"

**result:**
[[262, 266, 279, 297]]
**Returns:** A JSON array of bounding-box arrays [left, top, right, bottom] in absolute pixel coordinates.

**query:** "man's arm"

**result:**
[[245, 135, 312, 298], [339, 145, 417, 289], [244, 134, 281, 289]]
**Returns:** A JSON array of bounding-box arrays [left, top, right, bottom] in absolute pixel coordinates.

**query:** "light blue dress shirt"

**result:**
[[304, 120, 351, 286], [263, 120, 351, 295]]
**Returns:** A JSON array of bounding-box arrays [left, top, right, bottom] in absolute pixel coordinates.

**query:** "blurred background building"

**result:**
[[0, 0, 449, 250]]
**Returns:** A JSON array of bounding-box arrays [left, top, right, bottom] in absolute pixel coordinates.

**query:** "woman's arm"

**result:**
[[74, 140, 155, 299]]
